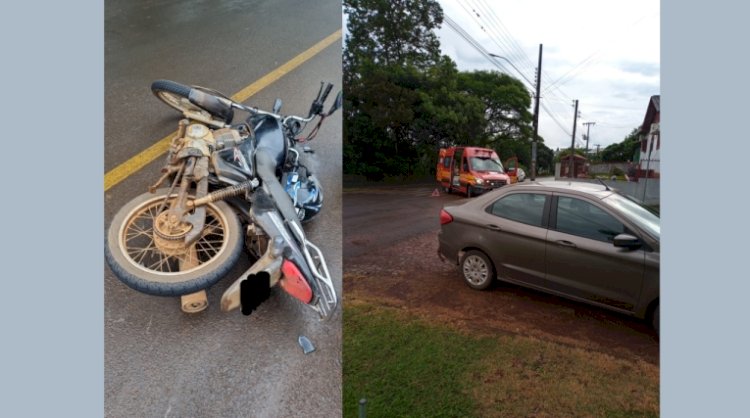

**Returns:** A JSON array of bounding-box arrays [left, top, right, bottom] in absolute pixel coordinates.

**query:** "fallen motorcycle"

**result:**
[[105, 79, 340, 319]]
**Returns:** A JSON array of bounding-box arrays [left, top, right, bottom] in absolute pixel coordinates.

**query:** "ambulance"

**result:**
[[436, 146, 512, 197]]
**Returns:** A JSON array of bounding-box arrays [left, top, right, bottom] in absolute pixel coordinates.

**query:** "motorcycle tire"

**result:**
[[151, 79, 234, 123], [105, 188, 243, 296]]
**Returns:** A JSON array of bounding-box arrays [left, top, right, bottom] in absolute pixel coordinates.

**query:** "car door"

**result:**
[[451, 148, 463, 187], [477, 191, 550, 288], [504, 157, 518, 183], [544, 194, 646, 312]]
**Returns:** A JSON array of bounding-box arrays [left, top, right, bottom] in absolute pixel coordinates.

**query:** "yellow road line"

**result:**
[[104, 29, 342, 192]]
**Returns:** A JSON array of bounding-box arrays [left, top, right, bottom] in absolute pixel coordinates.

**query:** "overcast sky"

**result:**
[[436, 0, 660, 152]]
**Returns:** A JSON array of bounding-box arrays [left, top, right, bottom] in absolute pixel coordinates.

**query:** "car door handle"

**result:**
[[486, 224, 502, 231], [555, 240, 577, 248]]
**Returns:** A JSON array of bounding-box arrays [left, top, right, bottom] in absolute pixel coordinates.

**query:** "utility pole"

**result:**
[[569, 100, 579, 178], [531, 44, 542, 181], [595, 144, 601, 155], [582, 121, 595, 156], [489, 47, 543, 180]]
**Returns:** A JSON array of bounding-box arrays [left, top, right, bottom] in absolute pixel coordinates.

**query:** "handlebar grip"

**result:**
[[320, 83, 333, 104], [314, 81, 325, 101]]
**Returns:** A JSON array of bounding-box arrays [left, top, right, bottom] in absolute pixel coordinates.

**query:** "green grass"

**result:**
[[343, 302, 659, 418]]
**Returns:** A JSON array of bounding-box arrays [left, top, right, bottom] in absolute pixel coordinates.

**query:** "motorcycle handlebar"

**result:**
[[320, 83, 333, 105], [314, 81, 325, 101], [228, 99, 316, 125]]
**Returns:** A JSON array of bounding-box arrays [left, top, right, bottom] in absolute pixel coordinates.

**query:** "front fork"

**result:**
[[148, 155, 213, 312]]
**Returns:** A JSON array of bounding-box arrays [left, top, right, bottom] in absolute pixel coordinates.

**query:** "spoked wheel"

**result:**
[[150, 79, 234, 122], [460, 250, 495, 290], [151, 80, 202, 114], [106, 188, 243, 296]]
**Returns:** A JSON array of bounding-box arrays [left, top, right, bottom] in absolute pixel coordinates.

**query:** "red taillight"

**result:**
[[440, 208, 453, 225], [280, 260, 313, 304]]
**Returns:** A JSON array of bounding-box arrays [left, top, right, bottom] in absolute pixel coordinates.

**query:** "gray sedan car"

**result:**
[[438, 181, 660, 331]]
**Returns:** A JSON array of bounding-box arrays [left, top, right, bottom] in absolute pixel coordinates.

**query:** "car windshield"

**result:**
[[602, 193, 660, 239], [470, 157, 504, 172]]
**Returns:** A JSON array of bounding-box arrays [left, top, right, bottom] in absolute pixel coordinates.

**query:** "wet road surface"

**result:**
[[343, 182, 464, 259], [104, 1, 342, 417]]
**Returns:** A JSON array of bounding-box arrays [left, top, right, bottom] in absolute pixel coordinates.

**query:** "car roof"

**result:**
[[497, 180, 615, 199]]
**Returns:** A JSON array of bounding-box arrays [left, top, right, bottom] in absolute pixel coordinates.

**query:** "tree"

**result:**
[[601, 127, 640, 162], [409, 58, 486, 173], [344, 0, 443, 72], [457, 70, 532, 143], [343, 0, 536, 179], [454, 70, 534, 172], [536, 141, 554, 173], [343, 63, 423, 179], [344, 0, 447, 179]]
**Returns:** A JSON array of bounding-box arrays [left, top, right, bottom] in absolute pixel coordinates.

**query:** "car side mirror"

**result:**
[[613, 233, 642, 249], [326, 91, 342, 116]]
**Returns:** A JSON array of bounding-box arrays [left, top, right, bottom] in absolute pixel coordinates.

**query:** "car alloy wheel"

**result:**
[[461, 250, 494, 290]]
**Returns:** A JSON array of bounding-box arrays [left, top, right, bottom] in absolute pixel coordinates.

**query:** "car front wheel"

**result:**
[[460, 250, 495, 290]]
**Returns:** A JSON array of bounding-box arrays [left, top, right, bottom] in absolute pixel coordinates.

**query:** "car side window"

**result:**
[[487, 193, 547, 227], [555, 196, 625, 242]]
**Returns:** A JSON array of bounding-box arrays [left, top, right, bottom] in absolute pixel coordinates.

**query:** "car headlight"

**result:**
[[475, 178, 484, 185]]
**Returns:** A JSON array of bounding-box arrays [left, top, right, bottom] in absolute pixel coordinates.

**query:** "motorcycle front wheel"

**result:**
[[105, 189, 243, 296], [151, 80, 199, 114], [151, 79, 234, 122]]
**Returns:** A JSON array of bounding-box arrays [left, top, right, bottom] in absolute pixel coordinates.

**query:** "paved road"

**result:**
[[343, 183, 464, 259], [342, 179, 551, 258], [104, 1, 342, 417]]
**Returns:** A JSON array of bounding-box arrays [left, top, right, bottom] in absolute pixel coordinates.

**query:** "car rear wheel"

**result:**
[[460, 250, 495, 290]]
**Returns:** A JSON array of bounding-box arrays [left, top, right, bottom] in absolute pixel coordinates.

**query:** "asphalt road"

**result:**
[[104, 1, 342, 417], [343, 183, 464, 259], [342, 177, 558, 259]]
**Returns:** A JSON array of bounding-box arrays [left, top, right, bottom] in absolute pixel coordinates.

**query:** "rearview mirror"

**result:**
[[272, 98, 282, 114], [613, 233, 642, 249], [326, 91, 342, 116]]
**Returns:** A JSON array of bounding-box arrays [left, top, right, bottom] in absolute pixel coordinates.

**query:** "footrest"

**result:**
[[181, 290, 208, 313]]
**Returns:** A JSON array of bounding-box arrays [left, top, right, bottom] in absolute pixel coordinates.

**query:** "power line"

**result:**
[[471, 0, 538, 75], [542, 12, 658, 93], [540, 102, 571, 137], [464, 1, 571, 101], [458, 1, 532, 77], [443, 16, 534, 91], [460, 1, 576, 110], [443, 11, 574, 141], [462, 0, 570, 106]]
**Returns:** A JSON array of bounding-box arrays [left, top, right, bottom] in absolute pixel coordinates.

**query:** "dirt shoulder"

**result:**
[[344, 229, 659, 366]]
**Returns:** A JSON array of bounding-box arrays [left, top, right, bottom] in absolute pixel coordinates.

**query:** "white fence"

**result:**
[[587, 162, 629, 175]]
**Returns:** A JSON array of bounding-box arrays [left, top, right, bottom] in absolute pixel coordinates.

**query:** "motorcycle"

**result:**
[[105, 79, 341, 319]]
